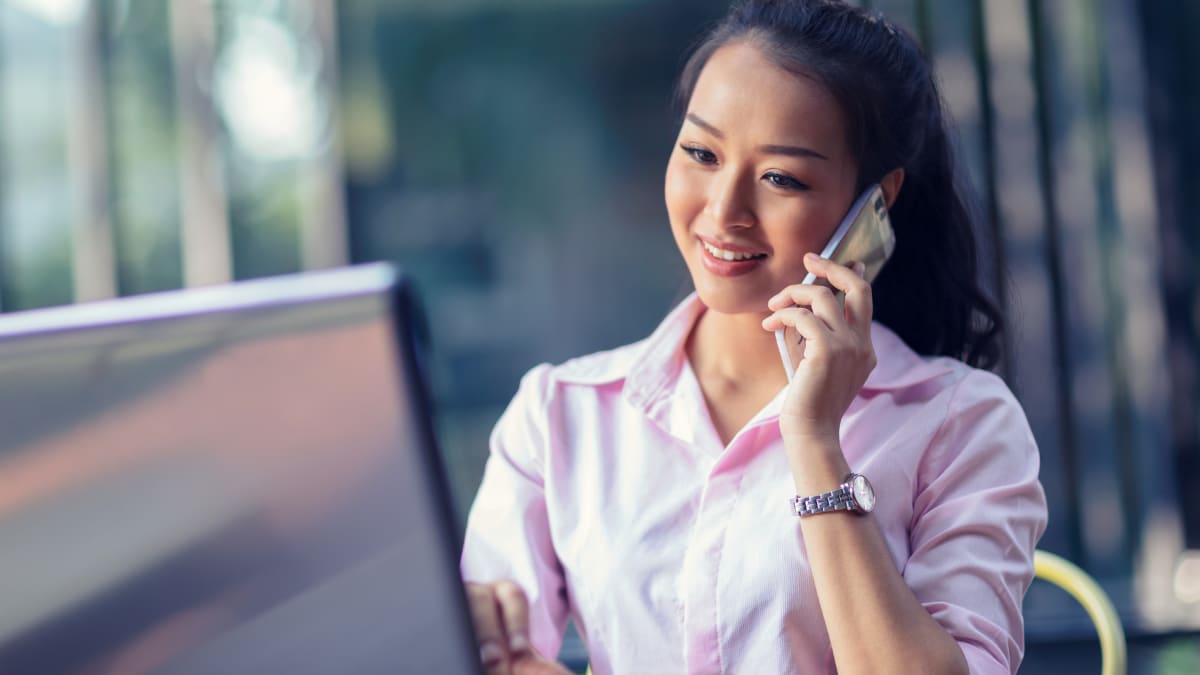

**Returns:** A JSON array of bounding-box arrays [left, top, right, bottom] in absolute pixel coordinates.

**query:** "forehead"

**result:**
[[688, 41, 848, 156]]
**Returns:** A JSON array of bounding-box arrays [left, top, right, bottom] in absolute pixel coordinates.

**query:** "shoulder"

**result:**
[[549, 338, 649, 386], [902, 356, 1040, 501], [930, 355, 1019, 412], [868, 321, 1017, 407], [929, 362, 1036, 458], [515, 341, 647, 393], [867, 323, 1035, 471], [493, 339, 649, 464], [506, 337, 648, 407]]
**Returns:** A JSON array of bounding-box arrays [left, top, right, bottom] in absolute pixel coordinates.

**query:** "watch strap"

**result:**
[[791, 484, 855, 516]]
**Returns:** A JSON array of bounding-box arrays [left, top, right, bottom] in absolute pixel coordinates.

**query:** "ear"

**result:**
[[880, 168, 905, 209]]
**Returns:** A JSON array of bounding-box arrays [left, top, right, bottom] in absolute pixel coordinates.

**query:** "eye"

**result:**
[[680, 144, 717, 165], [763, 171, 809, 191]]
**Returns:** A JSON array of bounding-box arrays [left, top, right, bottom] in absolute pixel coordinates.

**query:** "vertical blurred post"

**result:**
[[68, 0, 117, 302], [170, 0, 232, 286], [982, 0, 1083, 562], [299, 0, 349, 270], [961, 0, 1012, 376], [1142, 0, 1200, 556], [1098, 0, 1176, 609]]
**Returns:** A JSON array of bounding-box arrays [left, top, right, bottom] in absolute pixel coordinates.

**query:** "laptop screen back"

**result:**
[[0, 265, 480, 675]]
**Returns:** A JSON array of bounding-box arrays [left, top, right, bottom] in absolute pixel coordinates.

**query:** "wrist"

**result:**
[[779, 414, 841, 448], [782, 431, 843, 464], [785, 438, 851, 496]]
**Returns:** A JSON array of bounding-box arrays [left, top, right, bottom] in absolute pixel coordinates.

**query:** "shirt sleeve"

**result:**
[[460, 363, 569, 660], [903, 369, 1049, 675]]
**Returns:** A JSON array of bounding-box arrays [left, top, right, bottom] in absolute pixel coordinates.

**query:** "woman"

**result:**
[[461, 1, 1047, 673]]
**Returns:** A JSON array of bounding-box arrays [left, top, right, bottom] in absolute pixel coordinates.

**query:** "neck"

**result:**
[[686, 305, 790, 391]]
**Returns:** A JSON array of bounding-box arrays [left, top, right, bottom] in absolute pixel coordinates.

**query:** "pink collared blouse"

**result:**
[[461, 293, 1047, 674]]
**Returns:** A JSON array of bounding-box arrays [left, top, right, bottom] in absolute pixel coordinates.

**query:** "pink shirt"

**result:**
[[461, 293, 1047, 674]]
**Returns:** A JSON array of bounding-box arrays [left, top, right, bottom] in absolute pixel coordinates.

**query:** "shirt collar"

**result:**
[[553, 291, 954, 396], [864, 322, 956, 390], [610, 295, 704, 426]]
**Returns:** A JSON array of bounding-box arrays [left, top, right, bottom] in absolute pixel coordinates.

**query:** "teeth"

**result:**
[[703, 241, 761, 262]]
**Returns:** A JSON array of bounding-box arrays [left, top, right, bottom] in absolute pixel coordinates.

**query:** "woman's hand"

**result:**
[[465, 580, 571, 675], [761, 253, 877, 452]]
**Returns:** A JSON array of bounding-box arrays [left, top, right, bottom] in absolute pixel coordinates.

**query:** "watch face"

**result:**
[[852, 474, 875, 513]]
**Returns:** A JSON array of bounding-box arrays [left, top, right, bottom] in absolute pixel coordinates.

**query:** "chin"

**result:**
[[692, 280, 772, 316]]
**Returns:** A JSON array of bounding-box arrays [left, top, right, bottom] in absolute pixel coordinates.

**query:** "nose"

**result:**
[[705, 169, 756, 230]]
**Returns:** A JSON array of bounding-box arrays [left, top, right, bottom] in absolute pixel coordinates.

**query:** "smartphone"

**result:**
[[774, 184, 896, 380]]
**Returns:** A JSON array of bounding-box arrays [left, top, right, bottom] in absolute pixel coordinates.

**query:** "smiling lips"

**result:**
[[697, 236, 768, 276], [701, 239, 765, 261]]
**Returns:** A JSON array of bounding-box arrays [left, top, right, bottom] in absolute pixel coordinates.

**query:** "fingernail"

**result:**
[[854, 262, 866, 277], [509, 633, 530, 653], [480, 641, 506, 665], [805, 252, 818, 260]]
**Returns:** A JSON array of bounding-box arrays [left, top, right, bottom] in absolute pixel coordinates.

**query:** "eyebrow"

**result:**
[[685, 112, 830, 161]]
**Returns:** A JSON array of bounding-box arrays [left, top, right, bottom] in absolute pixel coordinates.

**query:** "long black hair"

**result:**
[[676, 0, 1005, 369]]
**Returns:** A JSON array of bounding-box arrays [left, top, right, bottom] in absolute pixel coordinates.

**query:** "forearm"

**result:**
[[790, 439, 968, 675]]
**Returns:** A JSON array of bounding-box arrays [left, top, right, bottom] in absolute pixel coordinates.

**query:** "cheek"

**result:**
[[664, 157, 704, 230], [773, 203, 840, 250]]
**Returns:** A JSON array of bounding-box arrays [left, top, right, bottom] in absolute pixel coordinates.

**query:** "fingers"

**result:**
[[493, 580, 532, 654], [467, 580, 538, 675], [762, 256, 876, 365], [761, 306, 829, 352], [802, 253, 873, 330], [766, 281, 844, 329], [766, 255, 873, 331], [466, 583, 511, 675], [803, 252, 866, 291]]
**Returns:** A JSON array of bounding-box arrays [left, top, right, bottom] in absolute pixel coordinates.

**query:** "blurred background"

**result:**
[[0, 0, 1197, 671]]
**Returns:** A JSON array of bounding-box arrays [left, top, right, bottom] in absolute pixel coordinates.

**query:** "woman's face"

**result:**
[[665, 41, 859, 316]]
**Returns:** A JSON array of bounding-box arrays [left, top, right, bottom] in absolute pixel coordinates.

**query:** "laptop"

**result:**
[[0, 264, 482, 674]]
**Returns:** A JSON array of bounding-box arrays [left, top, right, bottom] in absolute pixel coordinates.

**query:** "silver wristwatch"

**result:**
[[791, 473, 876, 516]]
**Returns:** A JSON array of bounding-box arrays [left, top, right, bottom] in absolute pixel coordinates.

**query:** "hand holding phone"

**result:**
[[774, 184, 895, 380]]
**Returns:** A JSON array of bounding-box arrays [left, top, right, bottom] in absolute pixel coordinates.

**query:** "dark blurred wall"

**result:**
[[1139, 0, 1200, 550], [335, 0, 730, 517]]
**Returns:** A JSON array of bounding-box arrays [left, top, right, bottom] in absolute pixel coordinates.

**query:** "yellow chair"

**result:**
[[583, 549, 1126, 675], [1033, 549, 1128, 675]]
